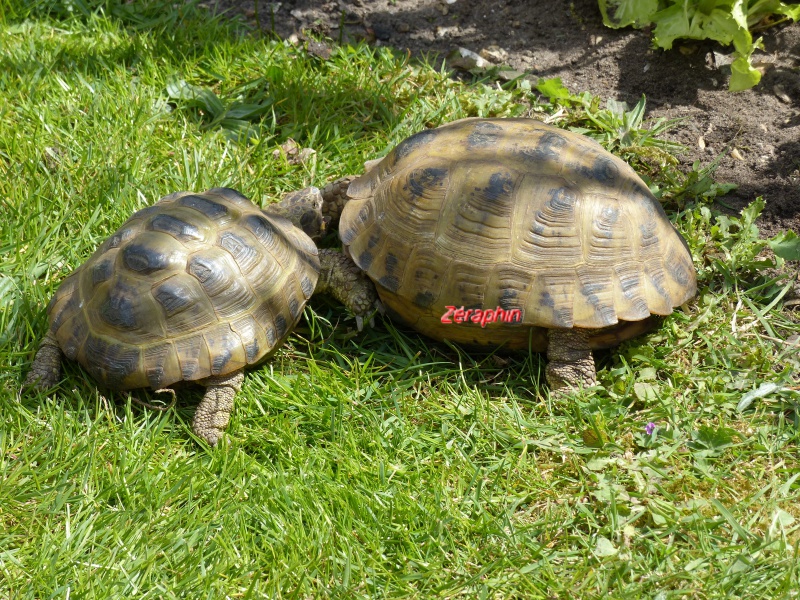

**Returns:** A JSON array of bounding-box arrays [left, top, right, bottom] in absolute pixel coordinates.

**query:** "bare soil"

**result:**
[[205, 0, 800, 237]]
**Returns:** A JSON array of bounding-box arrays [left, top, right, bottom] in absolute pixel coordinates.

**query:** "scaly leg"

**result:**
[[193, 371, 245, 446], [315, 249, 380, 330], [320, 176, 356, 227], [23, 331, 62, 391], [545, 328, 597, 391]]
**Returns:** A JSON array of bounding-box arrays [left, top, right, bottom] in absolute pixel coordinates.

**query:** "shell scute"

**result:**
[[147, 213, 204, 242], [97, 279, 140, 330], [174, 334, 208, 380], [179, 194, 230, 221], [143, 341, 180, 389], [230, 314, 264, 365], [218, 230, 263, 275], [82, 334, 143, 389], [203, 322, 246, 376], [122, 233, 185, 275], [393, 128, 439, 161], [466, 121, 504, 149]]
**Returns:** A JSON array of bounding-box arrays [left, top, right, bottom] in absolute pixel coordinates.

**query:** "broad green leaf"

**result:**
[[594, 536, 619, 557], [535, 77, 572, 102], [652, 5, 744, 49], [166, 79, 226, 117], [729, 54, 762, 91], [225, 102, 273, 120], [769, 230, 800, 261], [737, 382, 782, 412], [692, 425, 736, 451], [634, 381, 659, 403], [599, 0, 660, 28]]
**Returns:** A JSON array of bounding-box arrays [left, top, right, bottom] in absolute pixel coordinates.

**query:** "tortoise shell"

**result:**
[[340, 118, 696, 351], [46, 187, 319, 390]]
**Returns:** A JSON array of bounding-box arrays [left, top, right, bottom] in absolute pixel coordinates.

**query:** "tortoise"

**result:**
[[334, 117, 697, 390], [24, 186, 377, 445]]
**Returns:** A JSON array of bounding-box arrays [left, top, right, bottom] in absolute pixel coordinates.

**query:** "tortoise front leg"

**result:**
[[319, 176, 356, 227], [23, 331, 63, 391], [315, 249, 379, 330], [545, 328, 597, 391], [193, 371, 245, 446]]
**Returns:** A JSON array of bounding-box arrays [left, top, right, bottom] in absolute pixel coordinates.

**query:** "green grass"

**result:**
[[2, 2, 800, 598]]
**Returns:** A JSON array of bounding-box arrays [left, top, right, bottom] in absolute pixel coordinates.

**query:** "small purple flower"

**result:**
[[645, 422, 657, 435]]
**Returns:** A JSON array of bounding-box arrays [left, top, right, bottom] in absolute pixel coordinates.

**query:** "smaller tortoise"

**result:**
[[334, 118, 697, 390], [24, 187, 376, 445]]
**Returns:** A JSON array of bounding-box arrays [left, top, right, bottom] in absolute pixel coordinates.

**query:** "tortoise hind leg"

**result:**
[[23, 331, 63, 391], [545, 328, 597, 391], [193, 371, 245, 446]]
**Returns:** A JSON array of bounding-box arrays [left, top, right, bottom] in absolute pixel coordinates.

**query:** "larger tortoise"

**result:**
[[337, 118, 697, 390], [25, 187, 376, 445]]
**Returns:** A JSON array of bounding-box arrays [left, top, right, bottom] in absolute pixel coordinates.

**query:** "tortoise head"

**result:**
[[264, 186, 328, 240]]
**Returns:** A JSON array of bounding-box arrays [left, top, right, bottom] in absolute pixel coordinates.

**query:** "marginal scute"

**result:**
[[413, 290, 436, 309], [203, 323, 245, 376], [175, 334, 207, 380], [338, 117, 697, 349], [230, 315, 263, 364], [300, 274, 314, 299], [48, 275, 81, 334], [59, 312, 90, 361], [83, 334, 143, 389], [144, 341, 180, 389], [106, 227, 136, 251]]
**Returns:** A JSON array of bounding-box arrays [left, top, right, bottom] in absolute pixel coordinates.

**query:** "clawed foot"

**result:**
[[355, 300, 384, 331]]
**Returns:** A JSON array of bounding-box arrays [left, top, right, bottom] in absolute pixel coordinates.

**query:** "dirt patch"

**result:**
[[204, 0, 800, 236]]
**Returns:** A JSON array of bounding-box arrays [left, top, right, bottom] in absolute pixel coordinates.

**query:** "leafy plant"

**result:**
[[166, 77, 274, 143], [769, 229, 800, 262], [535, 79, 684, 153], [598, 0, 800, 90]]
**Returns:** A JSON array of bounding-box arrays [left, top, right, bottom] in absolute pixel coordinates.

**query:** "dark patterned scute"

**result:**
[[148, 214, 203, 241], [45, 189, 320, 390], [393, 129, 438, 160], [179, 195, 229, 220], [341, 117, 697, 351]]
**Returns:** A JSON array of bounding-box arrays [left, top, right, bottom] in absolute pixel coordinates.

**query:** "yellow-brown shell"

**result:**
[[340, 118, 696, 351], [47, 188, 319, 390]]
